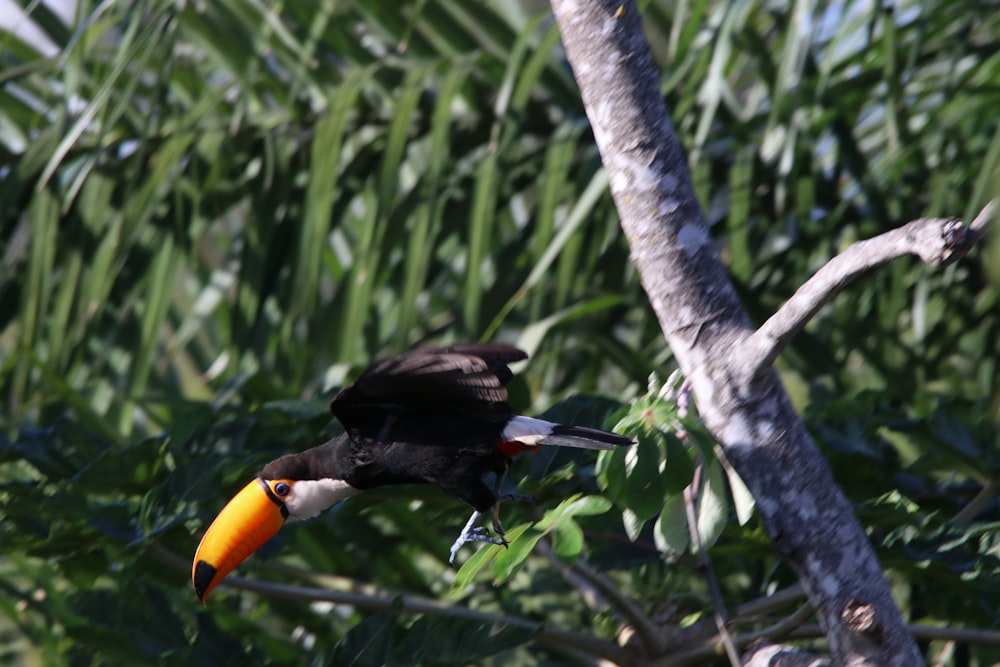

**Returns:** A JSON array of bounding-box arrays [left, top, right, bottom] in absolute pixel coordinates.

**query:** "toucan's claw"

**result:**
[[491, 492, 534, 535], [449, 510, 510, 565], [448, 491, 539, 565], [468, 526, 508, 545]]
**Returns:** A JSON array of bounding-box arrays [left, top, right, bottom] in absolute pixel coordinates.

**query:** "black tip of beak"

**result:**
[[193, 560, 218, 604]]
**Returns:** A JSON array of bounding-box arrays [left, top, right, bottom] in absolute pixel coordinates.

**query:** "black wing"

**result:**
[[330, 343, 527, 440]]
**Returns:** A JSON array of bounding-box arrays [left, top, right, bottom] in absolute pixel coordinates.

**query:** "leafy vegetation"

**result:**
[[1, 0, 998, 664]]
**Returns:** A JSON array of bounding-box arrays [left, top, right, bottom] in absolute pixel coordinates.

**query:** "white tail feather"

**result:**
[[501, 416, 556, 446], [501, 415, 632, 451]]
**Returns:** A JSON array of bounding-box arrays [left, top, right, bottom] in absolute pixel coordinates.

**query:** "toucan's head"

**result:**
[[192, 449, 358, 603]]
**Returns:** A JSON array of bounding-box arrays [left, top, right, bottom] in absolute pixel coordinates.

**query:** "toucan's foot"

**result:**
[[449, 511, 509, 565], [490, 493, 534, 535]]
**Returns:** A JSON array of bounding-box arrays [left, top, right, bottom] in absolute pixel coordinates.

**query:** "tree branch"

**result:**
[[911, 624, 1000, 646], [948, 477, 1000, 525], [684, 462, 741, 666], [658, 603, 818, 667], [549, 1, 940, 663], [746, 200, 997, 375], [147, 542, 630, 664], [733, 583, 806, 618], [659, 619, 1000, 667]]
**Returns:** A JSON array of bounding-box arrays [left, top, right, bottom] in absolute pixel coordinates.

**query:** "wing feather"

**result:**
[[330, 343, 527, 437]]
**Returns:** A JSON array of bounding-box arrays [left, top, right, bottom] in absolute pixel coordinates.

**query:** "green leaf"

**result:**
[[261, 398, 334, 421], [551, 519, 584, 562], [464, 150, 499, 333], [622, 507, 645, 542], [331, 608, 397, 667], [695, 459, 729, 551], [451, 536, 504, 592], [294, 68, 372, 317], [542, 493, 612, 522], [616, 393, 681, 435], [395, 614, 538, 663], [596, 445, 628, 502], [66, 584, 187, 662], [724, 460, 756, 525], [190, 614, 249, 667], [492, 524, 541, 584], [622, 427, 668, 522], [483, 168, 612, 339], [654, 493, 689, 559], [662, 430, 695, 494], [511, 294, 624, 359]]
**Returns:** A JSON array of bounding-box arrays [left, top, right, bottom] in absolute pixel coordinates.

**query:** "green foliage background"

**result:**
[[1, 0, 998, 664]]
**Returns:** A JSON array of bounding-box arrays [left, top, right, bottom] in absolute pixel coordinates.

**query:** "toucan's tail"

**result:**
[[501, 416, 633, 451]]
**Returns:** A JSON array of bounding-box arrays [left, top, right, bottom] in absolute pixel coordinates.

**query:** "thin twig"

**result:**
[[536, 538, 666, 656], [745, 603, 817, 644], [911, 623, 1000, 645], [148, 542, 630, 664], [654, 616, 825, 667], [676, 584, 809, 655], [733, 583, 806, 617], [667, 574, 1000, 664], [746, 199, 997, 377], [931, 640, 956, 667], [948, 478, 999, 525], [683, 463, 741, 666], [659, 616, 1000, 666]]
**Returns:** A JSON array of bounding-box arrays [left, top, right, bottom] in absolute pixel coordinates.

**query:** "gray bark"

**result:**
[[550, 1, 934, 664]]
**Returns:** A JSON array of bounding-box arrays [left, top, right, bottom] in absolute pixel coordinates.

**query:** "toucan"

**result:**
[[191, 342, 632, 602]]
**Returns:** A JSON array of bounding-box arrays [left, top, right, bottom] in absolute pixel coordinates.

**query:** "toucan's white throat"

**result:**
[[283, 478, 360, 520]]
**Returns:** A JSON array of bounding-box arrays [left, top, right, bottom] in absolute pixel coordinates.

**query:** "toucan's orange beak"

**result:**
[[192, 478, 289, 603]]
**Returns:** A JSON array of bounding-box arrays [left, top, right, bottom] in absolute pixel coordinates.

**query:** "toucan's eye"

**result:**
[[274, 482, 291, 497]]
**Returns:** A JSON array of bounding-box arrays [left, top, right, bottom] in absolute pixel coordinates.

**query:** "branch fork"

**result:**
[[550, 0, 995, 663], [745, 200, 996, 378]]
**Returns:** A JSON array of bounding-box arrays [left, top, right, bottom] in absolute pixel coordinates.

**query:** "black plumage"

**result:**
[[263, 344, 526, 513], [260, 343, 631, 549]]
